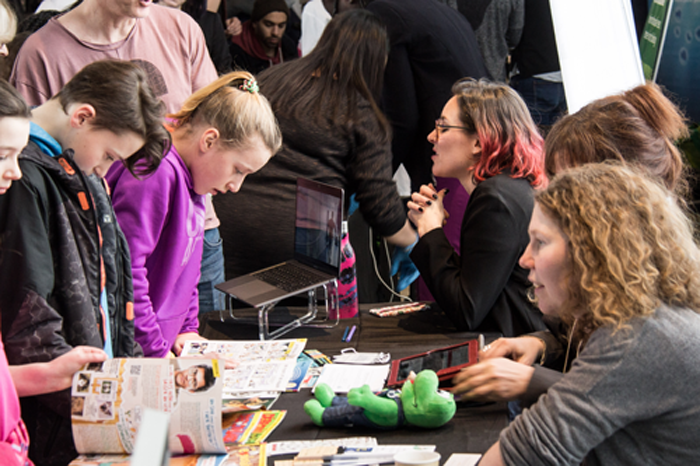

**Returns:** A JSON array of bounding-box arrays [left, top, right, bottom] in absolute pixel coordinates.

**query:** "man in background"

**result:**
[[229, 0, 297, 74]]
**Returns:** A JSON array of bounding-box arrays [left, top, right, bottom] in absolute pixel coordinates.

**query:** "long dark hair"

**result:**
[[258, 9, 389, 134]]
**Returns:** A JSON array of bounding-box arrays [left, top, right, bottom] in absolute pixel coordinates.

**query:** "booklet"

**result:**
[[181, 339, 307, 397], [71, 358, 226, 456], [222, 410, 287, 447], [222, 391, 281, 414]]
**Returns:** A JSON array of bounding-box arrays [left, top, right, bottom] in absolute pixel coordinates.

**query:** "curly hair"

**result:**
[[451, 78, 546, 188], [545, 82, 689, 195], [536, 162, 700, 338]]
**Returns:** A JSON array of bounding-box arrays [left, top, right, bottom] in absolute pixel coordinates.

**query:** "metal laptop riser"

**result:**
[[220, 278, 340, 340]]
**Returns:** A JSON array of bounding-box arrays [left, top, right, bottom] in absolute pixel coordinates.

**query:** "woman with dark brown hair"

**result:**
[[216, 9, 417, 304]]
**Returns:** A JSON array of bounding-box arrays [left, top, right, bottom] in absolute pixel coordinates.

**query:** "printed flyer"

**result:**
[[180, 339, 307, 396], [71, 358, 227, 456]]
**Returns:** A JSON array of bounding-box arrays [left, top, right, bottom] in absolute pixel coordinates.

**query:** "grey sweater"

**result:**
[[500, 304, 700, 465], [457, 0, 524, 82]]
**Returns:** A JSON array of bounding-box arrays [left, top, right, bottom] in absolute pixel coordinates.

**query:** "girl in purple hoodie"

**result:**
[[107, 71, 282, 357]]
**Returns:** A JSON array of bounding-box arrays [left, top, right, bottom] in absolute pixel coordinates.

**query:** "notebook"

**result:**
[[216, 178, 344, 307]]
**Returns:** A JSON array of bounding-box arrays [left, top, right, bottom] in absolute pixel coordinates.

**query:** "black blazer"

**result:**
[[411, 173, 545, 337]]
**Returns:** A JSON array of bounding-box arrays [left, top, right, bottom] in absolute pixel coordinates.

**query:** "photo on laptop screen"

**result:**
[[294, 182, 342, 270]]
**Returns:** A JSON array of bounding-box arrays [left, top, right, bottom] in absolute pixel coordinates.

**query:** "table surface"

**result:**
[[199, 304, 507, 460]]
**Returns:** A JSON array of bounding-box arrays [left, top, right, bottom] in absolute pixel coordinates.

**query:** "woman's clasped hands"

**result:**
[[407, 183, 450, 237]]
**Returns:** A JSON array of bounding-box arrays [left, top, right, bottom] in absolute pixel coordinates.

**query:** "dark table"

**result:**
[[199, 304, 507, 460]]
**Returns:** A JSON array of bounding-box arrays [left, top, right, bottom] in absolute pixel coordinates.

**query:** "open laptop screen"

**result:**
[[293, 178, 344, 275]]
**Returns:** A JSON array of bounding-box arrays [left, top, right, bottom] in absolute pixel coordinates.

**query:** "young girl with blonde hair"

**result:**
[[107, 71, 282, 358]]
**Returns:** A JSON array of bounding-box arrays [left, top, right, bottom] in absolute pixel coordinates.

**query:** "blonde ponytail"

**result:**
[[169, 71, 282, 155]]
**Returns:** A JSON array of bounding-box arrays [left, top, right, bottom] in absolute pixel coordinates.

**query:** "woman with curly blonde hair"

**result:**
[[451, 83, 692, 408], [473, 162, 700, 465]]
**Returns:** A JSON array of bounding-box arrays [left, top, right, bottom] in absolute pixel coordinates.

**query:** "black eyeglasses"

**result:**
[[434, 120, 470, 141]]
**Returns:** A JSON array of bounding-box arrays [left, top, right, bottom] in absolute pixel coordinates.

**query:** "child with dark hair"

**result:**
[[0, 60, 169, 466], [0, 78, 109, 466]]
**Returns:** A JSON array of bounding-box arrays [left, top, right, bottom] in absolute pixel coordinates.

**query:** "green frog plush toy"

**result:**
[[304, 370, 456, 429]]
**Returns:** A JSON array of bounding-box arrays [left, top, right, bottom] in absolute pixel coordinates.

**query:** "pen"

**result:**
[[478, 334, 485, 352], [303, 454, 396, 462], [342, 326, 350, 341], [345, 325, 357, 342], [375, 305, 425, 317]]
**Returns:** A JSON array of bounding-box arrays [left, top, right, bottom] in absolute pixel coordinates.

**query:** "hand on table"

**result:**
[[407, 183, 450, 237], [480, 336, 544, 366], [451, 358, 534, 402]]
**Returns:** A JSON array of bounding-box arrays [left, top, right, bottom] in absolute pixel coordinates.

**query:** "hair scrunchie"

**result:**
[[240, 79, 260, 94]]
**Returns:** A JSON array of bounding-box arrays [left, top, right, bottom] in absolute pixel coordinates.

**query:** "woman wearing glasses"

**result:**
[[408, 79, 547, 336]]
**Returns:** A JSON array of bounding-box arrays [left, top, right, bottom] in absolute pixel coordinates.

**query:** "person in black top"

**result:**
[[363, 0, 488, 192], [228, 0, 297, 75], [182, 0, 232, 74], [408, 79, 547, 337], [509, 0, 566, 128], [215, 9, 417, 282]]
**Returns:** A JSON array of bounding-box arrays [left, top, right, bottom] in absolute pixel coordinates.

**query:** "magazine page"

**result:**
[[221, 392, 280, 414], [71, 358, 226, 455], [181, 339, 307, 396]]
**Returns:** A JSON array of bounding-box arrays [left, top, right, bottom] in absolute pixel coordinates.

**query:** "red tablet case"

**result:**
[[387, 339, 479, 387]]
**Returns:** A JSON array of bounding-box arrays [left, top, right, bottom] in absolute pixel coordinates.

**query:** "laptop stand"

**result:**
[[220, 278, 340, 340]]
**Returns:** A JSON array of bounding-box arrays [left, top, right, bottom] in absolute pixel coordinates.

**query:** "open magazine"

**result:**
[[180, 339, 307, 397], [71, 358, 227, 456]]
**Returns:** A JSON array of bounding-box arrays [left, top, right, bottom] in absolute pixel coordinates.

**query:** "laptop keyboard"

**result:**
[[253, 263, 330, 292]]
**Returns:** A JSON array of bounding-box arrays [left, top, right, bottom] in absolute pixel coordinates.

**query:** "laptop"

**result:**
[[216, 178, 344, 307]]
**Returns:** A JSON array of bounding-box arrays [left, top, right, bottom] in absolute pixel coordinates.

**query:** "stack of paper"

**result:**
[[182, 339, 308, 412], [313, 364, 390, 393]]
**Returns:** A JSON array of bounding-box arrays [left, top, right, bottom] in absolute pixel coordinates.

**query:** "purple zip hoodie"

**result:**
[[106, 147, 205, 357]]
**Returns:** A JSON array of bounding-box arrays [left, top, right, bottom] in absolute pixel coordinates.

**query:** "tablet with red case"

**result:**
[[387, 340, 479, 387]]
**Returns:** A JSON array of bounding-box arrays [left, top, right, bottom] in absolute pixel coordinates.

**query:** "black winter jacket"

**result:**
[[0, 142, 137, 466]]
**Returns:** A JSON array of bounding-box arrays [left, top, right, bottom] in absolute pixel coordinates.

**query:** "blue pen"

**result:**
[[345, 325, 357, 342], [342, 326, 350, 341]]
